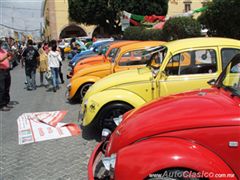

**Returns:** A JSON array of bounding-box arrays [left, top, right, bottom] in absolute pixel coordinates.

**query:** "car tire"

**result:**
[[78, 82, 93, 100], [97, 102, 133, 132]]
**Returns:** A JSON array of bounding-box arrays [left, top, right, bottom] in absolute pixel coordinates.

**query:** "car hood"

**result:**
[[71, 63, 111, 81], [107, 88, 240, 154], [84, 67, 152, 99], [73, 53, 98, 66], [78, 55, 104, 65]]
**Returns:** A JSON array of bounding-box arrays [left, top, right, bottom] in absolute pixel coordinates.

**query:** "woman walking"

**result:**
[[48, 40, 62, 92], [38, 43, 48, 86]]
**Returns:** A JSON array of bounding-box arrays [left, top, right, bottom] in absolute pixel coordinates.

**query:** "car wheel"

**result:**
[[79, 82, 93, 100], [147, 169, 206, 180], [98, 102, 133, 131]]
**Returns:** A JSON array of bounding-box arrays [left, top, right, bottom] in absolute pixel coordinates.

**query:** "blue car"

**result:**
[[69, 39, 113, 66]]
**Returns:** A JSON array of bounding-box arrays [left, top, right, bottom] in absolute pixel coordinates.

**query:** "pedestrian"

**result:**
[[38, 43, 48, 86], [21, 39, 40, 91], [58, 39, 65, 61], [0, 40, 13, 111], [43, 42, 49, 54], [48, 40, 62, 92], [58, 57, 64, 84]]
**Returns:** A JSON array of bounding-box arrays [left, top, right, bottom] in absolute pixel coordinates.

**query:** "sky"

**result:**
[[0, 0, 44, 38]]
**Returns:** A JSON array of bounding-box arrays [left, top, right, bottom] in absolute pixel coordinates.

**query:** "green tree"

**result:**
[[123, 27, 164, 40], [162, 17, 201, 41], [198, 0, 240, 39], [68, 0, 168, 35]]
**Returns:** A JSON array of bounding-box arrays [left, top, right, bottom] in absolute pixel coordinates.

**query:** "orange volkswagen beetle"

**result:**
[[70, 41, 138, 77]]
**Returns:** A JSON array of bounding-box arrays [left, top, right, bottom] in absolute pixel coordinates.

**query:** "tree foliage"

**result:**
[[123, 27, 164, 40], [162, 17, 201, 41], [68, 0, 168, 35], [198, 0, 240, 39]]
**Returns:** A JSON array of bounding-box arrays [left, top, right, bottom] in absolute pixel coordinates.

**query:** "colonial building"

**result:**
[[167, 0, 211, 18], [42, 0, 210, 40], [42, 0, 96, 40]]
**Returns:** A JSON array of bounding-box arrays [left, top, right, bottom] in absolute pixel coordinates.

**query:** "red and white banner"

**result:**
[[17, 111, 80, 145]]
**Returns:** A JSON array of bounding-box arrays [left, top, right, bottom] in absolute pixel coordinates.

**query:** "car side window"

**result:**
[[221, 48, 240, 69], [118, 49, 146, 66], [165, 49, 217, 75]]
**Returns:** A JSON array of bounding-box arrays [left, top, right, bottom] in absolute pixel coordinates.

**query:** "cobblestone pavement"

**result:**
[[0, 61, 97, 180]]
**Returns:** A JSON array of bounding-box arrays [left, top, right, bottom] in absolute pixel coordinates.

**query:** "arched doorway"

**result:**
[[59, 25, 87, 39]]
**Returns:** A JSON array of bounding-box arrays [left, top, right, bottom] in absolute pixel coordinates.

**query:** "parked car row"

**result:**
[[66, 40, 165, 102], [66, 38, 240, 179], [80, 37, 240, 132]]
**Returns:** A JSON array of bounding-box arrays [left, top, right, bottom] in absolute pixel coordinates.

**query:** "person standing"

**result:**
[[58, 39, 65, 61], [48, 40, 62, 92], [0, 40, 13, 111], [38, 43, 48, 86], [21, 39, 40, 91]]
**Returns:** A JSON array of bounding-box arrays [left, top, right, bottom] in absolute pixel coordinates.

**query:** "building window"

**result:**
[[184, 3, 191, 12], [184, 0, 192, 12]]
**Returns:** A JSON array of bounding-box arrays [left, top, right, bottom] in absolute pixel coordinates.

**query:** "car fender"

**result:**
[[82, 89, 146, 126], [114, 137, 236, 180], [69, 76, 100, 99]]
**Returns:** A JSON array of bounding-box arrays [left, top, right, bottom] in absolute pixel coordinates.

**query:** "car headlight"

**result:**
[[113, 115, 123, 126], [102, 154, 116, 171], [67, 83, 72, 90]]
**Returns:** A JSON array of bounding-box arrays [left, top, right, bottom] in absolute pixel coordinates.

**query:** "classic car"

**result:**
[[80, 37, 240, 132], [67, 42, 113, 79], [88, 53, 240, 180], [69, 39, 114, 66], [66, 41, 165, 102], [70, 41, 138, 77]]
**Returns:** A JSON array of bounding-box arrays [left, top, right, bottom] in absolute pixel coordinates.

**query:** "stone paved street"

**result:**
[[0, 61, 97, 180]]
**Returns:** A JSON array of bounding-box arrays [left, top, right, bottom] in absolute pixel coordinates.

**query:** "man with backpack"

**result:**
[[21, 39, 40, 91]]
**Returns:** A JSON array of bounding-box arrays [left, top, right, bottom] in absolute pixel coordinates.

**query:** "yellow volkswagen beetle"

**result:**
[[66, 41, 165, 102], [80, 37, 240, 132]]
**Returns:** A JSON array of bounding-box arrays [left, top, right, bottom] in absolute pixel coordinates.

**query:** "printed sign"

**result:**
[[17, 111, 80, 145]]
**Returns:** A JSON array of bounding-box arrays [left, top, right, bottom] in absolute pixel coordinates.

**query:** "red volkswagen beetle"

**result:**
[[88, 54, 240, 180]]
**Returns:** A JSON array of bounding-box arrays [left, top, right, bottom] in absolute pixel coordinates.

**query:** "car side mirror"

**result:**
[[207, 79, 216, 85]]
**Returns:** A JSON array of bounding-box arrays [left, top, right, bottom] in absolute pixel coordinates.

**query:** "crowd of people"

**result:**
[[21, 39, 64, 92], [0, 38, 66, 111]]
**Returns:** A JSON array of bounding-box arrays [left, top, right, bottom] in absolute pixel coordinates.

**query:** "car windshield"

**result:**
[[217, 54, 240, 96], [98, 44, 109, 55], [111, 48, 120, 63], [142, 46, 167, 69], [108, 48, 119, 58]]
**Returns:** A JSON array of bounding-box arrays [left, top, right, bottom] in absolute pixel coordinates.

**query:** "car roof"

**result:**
[[120, 41, 165, 52], [109, 41, 139, 49], [165, 37, 240, 50]]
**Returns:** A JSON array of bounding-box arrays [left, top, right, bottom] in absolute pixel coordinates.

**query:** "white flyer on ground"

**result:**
[[17, 111, 80, 145]]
